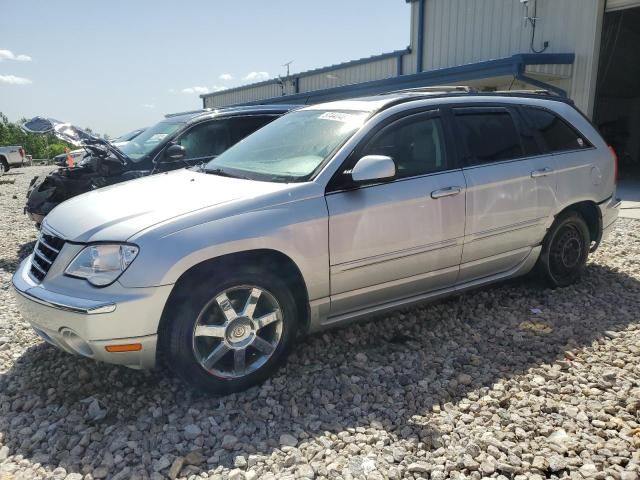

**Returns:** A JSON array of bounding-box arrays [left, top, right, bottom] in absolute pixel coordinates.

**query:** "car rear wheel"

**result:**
[[0, 159, 7, 177], [161, 267, 298, 393], [536, 211, 591, 287]]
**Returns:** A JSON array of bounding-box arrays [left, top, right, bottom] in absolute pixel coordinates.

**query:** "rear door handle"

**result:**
[[431, 186, 462, 199], [531, 167, 553, 178]]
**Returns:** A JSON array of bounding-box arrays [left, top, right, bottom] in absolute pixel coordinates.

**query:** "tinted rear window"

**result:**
[[455, 111, 523, 165], [230, 116, 278, 144], [523, 107, 590, 153]]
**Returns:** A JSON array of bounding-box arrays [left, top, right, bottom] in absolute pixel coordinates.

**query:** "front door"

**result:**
[[164, 115, 278, 170], [325, 110, 466, 317]]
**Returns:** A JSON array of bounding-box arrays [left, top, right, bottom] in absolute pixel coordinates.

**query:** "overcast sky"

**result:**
[[0, 0, 409, 136]]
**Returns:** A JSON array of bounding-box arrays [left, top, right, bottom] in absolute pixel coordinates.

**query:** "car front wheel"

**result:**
[[161, 267, 298, 393]]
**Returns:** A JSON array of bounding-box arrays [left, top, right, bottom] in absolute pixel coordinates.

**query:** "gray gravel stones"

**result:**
[[1, 167, 640, 479], [183, 425, 201, 441], [279, 434, 298, 448], [0, 446, 8, 462], [221, 434, 238, 450]]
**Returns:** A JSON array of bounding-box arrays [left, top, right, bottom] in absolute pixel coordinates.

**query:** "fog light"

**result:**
[[105, 343, 142, 353], [59, 328, 93, 357]]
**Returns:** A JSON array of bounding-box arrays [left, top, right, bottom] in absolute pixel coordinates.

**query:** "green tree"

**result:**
[[45, 143, 70, 159]]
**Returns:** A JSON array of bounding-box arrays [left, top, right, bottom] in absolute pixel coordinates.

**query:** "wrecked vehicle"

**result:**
[[52, 128, 146, 167], [23, 105, 296, 226]]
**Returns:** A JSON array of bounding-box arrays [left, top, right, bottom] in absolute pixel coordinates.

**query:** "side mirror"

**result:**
[[351, 155, 396, 184], [164, 144, 186, 162]]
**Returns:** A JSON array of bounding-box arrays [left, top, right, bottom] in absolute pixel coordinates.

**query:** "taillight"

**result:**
[[19, 147, 25, 159], [608, 145, 618, 185]]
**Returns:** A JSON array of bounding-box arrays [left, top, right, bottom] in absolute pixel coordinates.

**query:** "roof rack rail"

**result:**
[[384, 85, 477, 95], [493, 89, 556, 96], [165, 108, 212, 118]]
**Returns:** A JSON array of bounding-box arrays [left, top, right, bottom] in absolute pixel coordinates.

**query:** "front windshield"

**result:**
[[114, 128, 144, 142], [118, 121, 183, 161], [204, 109, 368, 182]]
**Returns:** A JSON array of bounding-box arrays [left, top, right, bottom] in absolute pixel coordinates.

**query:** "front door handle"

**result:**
[[531, 167, 554, 178], [431, 186, 462, 199]]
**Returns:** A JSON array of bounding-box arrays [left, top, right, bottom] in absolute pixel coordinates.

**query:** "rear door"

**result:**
[[326, 109, 467, 317], [452, 105, 556, 282], [519, 106, 594, 209]]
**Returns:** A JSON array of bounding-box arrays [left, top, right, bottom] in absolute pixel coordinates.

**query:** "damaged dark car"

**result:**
[[23, 105, 297, 226]]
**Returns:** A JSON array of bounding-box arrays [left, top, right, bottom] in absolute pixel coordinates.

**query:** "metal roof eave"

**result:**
[[218, 53, 575, 107]]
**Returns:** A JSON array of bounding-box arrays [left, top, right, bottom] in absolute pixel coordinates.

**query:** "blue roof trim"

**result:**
[[513, 53, 575, 97], [512, 53, 575, 66], [220, 53, 575, 107], [200, 48, 411, 100]]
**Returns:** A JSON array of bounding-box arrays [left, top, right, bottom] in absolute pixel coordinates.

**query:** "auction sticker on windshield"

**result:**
[[318, 112, 363, 123], [145, 133, 168, 144]]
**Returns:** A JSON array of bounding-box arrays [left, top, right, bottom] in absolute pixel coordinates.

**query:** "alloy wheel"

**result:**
[[192, 285, 283, 379]]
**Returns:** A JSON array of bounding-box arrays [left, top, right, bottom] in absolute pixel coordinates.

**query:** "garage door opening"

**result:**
[[594, 6, 640, 200]]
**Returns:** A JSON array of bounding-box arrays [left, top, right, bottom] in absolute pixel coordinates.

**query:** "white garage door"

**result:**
[[606, 0, 640, 11]]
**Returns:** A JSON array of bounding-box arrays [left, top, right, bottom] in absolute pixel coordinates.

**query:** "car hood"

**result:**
[[44, 168, 292, 242]]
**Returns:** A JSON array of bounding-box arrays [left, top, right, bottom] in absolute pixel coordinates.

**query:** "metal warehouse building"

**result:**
[[201, 0, 640, 176]]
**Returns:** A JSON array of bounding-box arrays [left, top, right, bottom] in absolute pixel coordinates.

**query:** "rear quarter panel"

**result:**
[[546, 103, 615, 213]]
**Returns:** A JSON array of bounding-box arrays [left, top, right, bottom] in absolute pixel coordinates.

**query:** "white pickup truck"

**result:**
[[0, 145, 26, 176]]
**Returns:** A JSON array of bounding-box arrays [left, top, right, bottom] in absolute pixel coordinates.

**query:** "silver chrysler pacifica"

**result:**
[[13, 90, 620, 392]]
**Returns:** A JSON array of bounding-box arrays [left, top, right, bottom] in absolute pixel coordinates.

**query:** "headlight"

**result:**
[[65, 244, 139, 287]]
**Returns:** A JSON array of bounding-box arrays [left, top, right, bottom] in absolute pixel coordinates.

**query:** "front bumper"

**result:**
[[12, 257, 174, 370]]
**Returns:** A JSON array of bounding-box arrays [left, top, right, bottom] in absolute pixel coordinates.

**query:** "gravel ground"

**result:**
[[1, 166, 639, 480]]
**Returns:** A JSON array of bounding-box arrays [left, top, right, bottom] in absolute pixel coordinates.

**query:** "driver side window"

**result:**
[[177, 120, 232, 161], [362, 113, 448, 179]]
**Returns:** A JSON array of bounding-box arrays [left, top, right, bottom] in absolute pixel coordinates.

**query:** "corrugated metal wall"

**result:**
[[402, 0, 420, 76], [204, 83, 285, 109], [203, 56, 402, 108], [298, 57, 398, 92], [420, 0, 605, 115]]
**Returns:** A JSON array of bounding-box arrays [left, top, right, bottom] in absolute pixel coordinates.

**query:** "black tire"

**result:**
[[536, 211, 591, 287], [0, 158, 8, 177], [160, 265, 298, 394]]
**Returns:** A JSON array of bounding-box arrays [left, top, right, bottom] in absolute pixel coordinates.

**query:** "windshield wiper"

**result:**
[[204, 168, 251, 180], [267, 174, 296, 183]]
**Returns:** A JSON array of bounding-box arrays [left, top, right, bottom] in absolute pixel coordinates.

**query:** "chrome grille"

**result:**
[[30, 230, 65, 282]]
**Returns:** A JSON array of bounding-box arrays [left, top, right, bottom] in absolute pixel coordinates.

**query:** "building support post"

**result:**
[[416, 0, 426, 73]]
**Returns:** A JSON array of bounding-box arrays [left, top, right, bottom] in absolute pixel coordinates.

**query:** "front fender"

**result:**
[[118, 196, 330, 301]]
